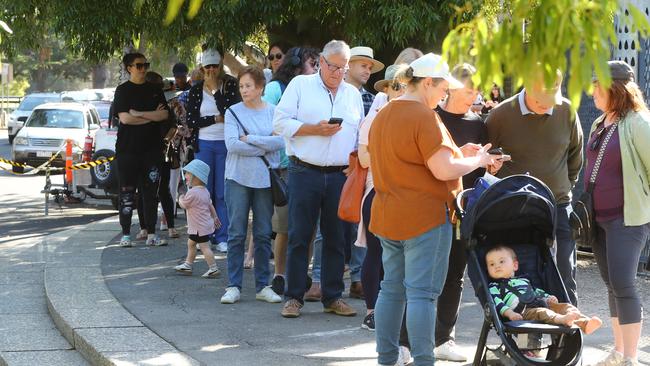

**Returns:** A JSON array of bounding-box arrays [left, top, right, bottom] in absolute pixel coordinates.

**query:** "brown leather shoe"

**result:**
[[304, 282, 322, 302], [281, 299, 303, 318], [349, 281, 365, 300], [324, 298, 357, 316]]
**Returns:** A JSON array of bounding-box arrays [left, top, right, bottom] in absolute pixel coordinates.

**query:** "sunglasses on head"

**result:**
[[204, 64, 220, 70], [267, 53, 283, 61], [390, 81, 406, 91], [130, 62, 150, 70]]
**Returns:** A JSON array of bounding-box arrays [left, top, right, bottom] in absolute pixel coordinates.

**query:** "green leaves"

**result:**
[[442, 0, 650, 109]]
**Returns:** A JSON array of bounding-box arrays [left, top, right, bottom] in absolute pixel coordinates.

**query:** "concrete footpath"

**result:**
[[101, 217, 650, 365]]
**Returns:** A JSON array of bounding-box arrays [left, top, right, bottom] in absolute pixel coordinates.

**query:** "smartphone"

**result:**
[[328, 117, 343, 125], [487, 147, 505, 155], [487, 147, 511, 161]]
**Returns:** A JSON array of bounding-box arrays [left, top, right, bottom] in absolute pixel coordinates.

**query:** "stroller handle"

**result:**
[[454, 188, 474, 219]]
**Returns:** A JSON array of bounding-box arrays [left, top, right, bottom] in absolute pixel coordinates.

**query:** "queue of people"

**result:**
[[111, 39, 650, 366]]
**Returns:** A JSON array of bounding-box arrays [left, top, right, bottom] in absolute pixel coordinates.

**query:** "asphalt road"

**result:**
[[0, 130, 116, 245]]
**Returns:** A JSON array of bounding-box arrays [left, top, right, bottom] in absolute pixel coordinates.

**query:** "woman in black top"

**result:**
[[431, 63, 489, 361], [113, 53, 169, 247], [186, 48, 241, 251]]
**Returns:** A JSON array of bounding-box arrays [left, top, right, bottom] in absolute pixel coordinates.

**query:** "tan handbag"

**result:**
[[338, 151, 368, 223]]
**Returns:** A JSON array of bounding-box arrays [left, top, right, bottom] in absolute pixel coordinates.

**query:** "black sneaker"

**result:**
[[271, 275, 285, 295], [362, 312, 375, 331]]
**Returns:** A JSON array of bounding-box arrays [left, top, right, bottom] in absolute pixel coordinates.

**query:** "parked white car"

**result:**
[[7, 93, 61, 144], [11, 103, 101, 173]]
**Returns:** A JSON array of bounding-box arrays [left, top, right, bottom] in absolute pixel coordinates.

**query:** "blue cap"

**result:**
[[183, 159, 210, 185]]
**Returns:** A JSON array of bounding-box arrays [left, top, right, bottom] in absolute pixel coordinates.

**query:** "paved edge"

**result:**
[[43, 216, 202, 366]]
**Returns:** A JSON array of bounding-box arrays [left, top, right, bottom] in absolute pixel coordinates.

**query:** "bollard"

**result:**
[[65, 139, 73, 189]]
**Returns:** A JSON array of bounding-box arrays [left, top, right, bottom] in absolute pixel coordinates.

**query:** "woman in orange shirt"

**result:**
[[368, 53, 495, 366]]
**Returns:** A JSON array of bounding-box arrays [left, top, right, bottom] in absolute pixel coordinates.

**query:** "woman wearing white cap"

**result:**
[[187, 48, 241, 253], [368, 53, 495, 366]]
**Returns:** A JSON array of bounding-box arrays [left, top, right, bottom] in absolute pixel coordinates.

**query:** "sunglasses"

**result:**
[[390, 81, 407, 91], [589, 125, 607, 151], [130, 62, 150, 70], [203, 64, 220, 70], [309, 59, 319, 69], [267, 53, 283, 61]]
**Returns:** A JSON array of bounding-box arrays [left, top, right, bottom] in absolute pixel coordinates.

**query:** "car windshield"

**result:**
[[17, 96, 60, 111], [26, 109, 85, 129], [94, 105, 110, 120]]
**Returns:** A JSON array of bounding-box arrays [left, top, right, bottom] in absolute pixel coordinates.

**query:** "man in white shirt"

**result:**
[[274, 40, 365, 318]]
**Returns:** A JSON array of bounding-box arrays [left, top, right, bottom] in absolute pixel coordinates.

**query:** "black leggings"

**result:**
[[361, 189, 383, 310], [592, 217, 650, 324], [137, 161, 174, 230], [118, 151, 161, 235]]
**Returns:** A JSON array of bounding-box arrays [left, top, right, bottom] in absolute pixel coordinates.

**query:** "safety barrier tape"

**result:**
[[68, 157, 114, 170], [0, 154, 114, 175]]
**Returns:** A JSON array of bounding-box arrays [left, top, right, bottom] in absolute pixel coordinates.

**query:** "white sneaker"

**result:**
[[220, 287, 240, 304], [174, 262, 192, 275], [435, 340, 467, 362], [146, 235, 167, 246], [593, 350, 624, 366], [397, 346, 413, 366], [256, 286, 282, 303], [119, 235, 132, 247], [216, 242, 228, 253], [201, 266, 221, 278]]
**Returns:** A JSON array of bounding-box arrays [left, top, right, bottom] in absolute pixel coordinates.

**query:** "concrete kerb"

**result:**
[[43, 216, 202, 366]]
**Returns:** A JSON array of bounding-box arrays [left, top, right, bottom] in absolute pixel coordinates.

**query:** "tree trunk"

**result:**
[[91, 64, 108, 89]]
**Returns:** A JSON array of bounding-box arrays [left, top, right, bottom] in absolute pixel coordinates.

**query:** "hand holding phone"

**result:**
[[328, 117, 343, 125], [487, 147, 511, 162]]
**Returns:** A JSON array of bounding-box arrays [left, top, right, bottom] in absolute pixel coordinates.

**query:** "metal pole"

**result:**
[[44, 167, 50, 216]]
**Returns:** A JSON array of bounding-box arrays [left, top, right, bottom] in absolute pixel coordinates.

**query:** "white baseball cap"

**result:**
[[410, 53, 464, 89], [201, 49, 222, 66]]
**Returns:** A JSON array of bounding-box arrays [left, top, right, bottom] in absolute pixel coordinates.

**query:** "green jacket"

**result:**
[[588, 110, 650, 226]]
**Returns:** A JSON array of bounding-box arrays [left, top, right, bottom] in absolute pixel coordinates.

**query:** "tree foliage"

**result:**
[[1, 0, 470, 63], [442, 0, 650, 107]]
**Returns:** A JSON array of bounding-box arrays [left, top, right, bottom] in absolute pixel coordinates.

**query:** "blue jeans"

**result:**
[[224, 179, 274, 292], [375, 221, 452, 366], [554, 203, 577, 305], [312, 220, 322, 282], [196, 139, 228, 243], [313, 222, 365, 283], [285, 161, 347, 305]]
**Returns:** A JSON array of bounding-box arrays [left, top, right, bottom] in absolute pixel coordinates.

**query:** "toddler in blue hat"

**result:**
[[174, 159, 222, 278]]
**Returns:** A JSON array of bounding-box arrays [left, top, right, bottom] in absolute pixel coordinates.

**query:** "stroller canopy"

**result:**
[[461, 175, 557, 243]]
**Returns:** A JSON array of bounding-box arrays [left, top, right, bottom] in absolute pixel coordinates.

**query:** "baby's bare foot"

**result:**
[[556, 311, 580, 326], [583, 316, 602, 334]]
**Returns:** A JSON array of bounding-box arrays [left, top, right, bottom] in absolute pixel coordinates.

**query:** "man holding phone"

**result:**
[[485, 68, 583, 305], [273, 40, 365, 318]]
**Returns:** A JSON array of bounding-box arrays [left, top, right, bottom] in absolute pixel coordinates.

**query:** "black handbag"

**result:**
[[226, 108, 288, 207], [571, 121, 618, 248]]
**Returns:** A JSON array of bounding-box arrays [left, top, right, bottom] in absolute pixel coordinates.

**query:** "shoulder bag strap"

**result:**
[[588, 121, 618, 193], [226, 107, 272, 168]]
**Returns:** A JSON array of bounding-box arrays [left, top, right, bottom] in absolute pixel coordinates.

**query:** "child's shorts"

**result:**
[[189, 233, 210, 243]]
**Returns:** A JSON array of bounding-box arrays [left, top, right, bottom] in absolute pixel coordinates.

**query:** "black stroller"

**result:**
[[456, 175, 583, 365]]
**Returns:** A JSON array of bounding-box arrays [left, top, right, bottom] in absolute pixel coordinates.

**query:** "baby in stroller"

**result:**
[[486, 245, 602, 334]]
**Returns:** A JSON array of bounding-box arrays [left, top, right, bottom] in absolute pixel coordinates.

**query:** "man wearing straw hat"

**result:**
[[346, 46, 385, 116]]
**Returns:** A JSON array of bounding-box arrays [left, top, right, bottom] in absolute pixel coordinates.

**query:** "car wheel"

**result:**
[[8, 134, 15, 144], [11, 164, 24, 174], [90, 149, 117, 190]]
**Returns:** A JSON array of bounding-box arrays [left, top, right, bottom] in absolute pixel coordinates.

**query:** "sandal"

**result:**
[[135, 230, 148, 241], [168, 228, 179, 238]]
